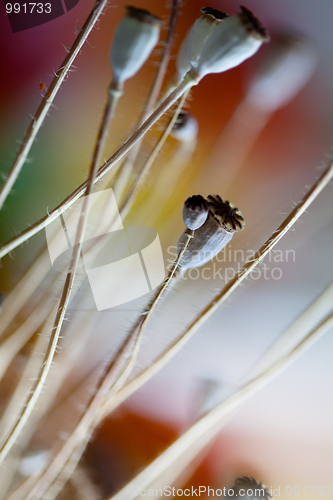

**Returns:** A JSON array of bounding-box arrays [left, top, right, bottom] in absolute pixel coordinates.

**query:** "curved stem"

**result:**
[[0, 0, 109, 211], [109, 308, 333, 500], [23, 229, 193, 500], [98, 160, 333, 420], [0, 86, 121, 464], [0, 73, 197, 259]]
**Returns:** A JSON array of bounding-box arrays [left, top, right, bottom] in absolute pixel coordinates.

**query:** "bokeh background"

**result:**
[[1, 0, 333, 497]]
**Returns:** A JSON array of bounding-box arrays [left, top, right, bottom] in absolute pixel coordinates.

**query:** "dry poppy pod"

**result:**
[[170, 111, 199, 142], [176, 7, 227, 83], [177, 195, 245, 271], [188, 7, 228, 68], [246, 33, 317, 112], [183, 195, 209, 230], [195, 6, 269, 78], [110, 6, 162, 87]]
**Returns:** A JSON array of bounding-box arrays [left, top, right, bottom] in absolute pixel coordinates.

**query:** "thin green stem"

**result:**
[[0, 86, 121, 464]]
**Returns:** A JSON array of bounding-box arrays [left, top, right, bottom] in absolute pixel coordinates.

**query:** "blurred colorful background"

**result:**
[[0, 0, 333, 497]]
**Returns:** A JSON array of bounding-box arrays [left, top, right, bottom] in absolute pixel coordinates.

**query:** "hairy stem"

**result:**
[[23, 229, 193, 500], [0, 0, 110, 211], [0, 72, 198, 260], [109, 308, 333, 500], [98, 160, 333, 420]]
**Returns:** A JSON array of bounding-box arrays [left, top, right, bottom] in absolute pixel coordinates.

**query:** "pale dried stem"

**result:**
[[0, 286, 56, 382], [0, 73, 197, 260], [0, 250, 53, 341], [98, 160, 333, 420], [109, 308, 333, 500], [0, 88, 120, 464], [0, 231, 107, 384], [24, 320, 148, 500], [0, 302, 99, 461], [22, 229, 194, 500], [52, 93, 189, 290], [0, 0, 110, 211], [0, 332, 48, 442]]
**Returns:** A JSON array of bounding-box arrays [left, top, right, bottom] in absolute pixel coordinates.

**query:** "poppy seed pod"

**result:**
[[195, 6, 269, 78], [110, 7, 162, 87], [246, 33, 317, 112], [171, 112, 199, 142], [188, 7, 228, 68], [183, 195, 209, 230], [176, 8, 227, 83], [177, 195, 245, 272]]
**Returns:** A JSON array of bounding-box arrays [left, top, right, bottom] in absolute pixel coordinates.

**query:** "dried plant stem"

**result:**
[[150, 160, 333, 349], [0, 286, 57, 382], [98, 160, 333, 420], [130, 228, 194, 338], [24, 318, 149, 500], [109, 308, 333, 500], [23, 229, 194, 500], [0, 250, 53, 340], [0, 87, 120, 464], [145, 0, 180, 116], [0, 72, 198, 260], [0, 332, 48, 441], [112, 0, 180, 202], [0, 0, 109, 211], [0, 218, 111, 383], [0, 192, 100, 343], [68, 95, 189, 272]]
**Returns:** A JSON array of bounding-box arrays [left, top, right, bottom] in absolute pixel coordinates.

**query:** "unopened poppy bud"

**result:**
[[195, 6, 269, 78], [110, 6, 162, 87], [246, 33, 317, 112], [183, 195, 209, 230], [177, 195, 245, 271], [171, 112, 198, 142]]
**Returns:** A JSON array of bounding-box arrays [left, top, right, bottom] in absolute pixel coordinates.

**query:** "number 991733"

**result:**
[[6, 3, 51, 14]]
